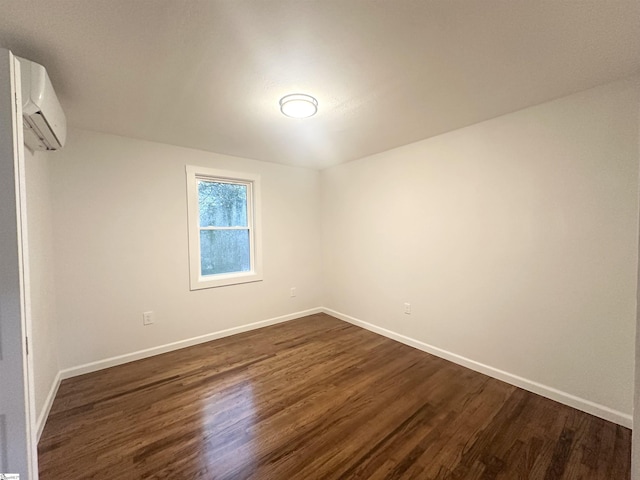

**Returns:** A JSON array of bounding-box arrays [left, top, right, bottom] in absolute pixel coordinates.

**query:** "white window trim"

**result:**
[[186, 165, 263, 290]]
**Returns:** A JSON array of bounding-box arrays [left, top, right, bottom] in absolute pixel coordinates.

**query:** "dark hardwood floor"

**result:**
[[38, 313, 631, 479]]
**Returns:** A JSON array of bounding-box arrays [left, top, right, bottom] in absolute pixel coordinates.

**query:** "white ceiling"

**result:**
[[0, 1, 638, 169]]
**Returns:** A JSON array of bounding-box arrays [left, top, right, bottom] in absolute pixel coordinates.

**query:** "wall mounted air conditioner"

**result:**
[[16, 56, 66, 151]]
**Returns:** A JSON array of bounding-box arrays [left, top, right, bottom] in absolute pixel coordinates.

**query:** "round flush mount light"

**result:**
[[279, 93, 318, 118]]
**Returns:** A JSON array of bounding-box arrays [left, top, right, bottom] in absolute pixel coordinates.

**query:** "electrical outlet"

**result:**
[[404, 303, 411, 315], [290, 287, 297, 297], [143, 311, 154, 325]]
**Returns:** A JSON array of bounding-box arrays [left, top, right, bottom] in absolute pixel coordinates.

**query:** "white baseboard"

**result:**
[[323, 308, 632, 428], [41, 306, 631, 436], [36, 370, 61, 441], [59, 308, 323, 380]]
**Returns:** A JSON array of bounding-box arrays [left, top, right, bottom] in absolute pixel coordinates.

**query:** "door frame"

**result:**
[[0, 47, 38, 479]]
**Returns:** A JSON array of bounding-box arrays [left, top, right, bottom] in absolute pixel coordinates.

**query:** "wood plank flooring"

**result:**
[[38, 313, 631, 479]]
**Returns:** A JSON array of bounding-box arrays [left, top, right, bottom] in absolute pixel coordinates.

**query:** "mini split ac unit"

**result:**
[[16, 56, 66, 151]]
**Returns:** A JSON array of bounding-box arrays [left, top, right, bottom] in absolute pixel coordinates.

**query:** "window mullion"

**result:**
[[199, 226, 249, 231]]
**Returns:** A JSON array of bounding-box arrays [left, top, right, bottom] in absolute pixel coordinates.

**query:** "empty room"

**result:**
[[1, 1, 639, 479]]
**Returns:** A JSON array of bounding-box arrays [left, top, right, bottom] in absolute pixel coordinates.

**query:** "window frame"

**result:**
[[186, 165, 263, 290]]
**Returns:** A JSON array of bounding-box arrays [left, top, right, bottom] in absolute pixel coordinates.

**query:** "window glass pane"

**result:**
[[200, 229, 250, 276], [198, 180, 248, 227]]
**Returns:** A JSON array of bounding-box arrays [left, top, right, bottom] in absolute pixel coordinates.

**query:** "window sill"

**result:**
[[190, 271, 263, 290]]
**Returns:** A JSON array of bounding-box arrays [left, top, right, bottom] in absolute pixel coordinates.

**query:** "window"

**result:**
[[186, 166, 262, 289]]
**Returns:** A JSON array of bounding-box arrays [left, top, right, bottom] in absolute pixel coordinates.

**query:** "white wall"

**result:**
[[23, 147, 60, 434], [321, 77, 639, 421], [50, 128, 322, 370]]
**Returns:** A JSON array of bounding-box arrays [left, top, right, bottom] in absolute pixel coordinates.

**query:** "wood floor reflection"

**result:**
[[38, 313, 631, 479]]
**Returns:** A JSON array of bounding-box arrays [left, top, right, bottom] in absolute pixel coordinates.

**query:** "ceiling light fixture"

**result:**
[[279, 93, 318, 118]]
